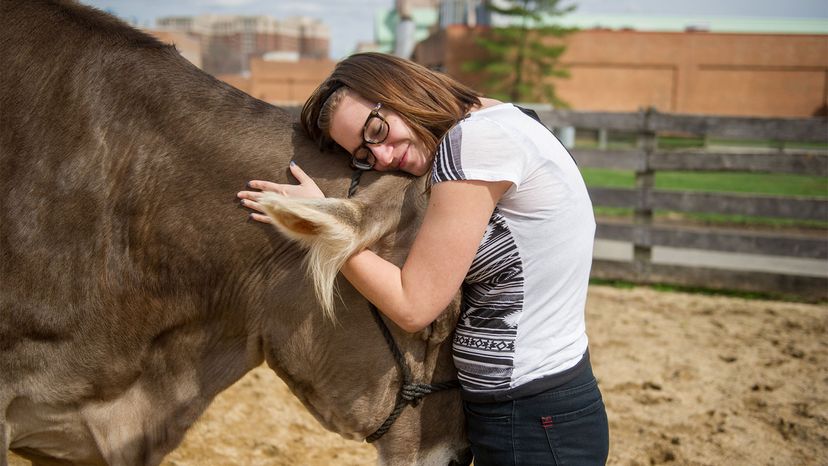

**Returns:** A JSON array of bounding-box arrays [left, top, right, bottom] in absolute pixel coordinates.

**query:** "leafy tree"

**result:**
[[464, 0, 576, 107]]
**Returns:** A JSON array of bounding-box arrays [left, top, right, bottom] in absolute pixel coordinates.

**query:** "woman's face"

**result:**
[[329, 92, 432, 177]]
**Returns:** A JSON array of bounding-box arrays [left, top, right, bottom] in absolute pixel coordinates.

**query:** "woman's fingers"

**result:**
[[245, 180, 284, 193], [248, 212, 273, 224], [238, 162, 324, 224], [289, 161, 311, 184], [237, 181, 292, 199], [247, 163, 313, 193], [288, 162, 325, 198], [237, 190, 262, 201], [239, 198, 273, 224], [239, 197, 262, 211]]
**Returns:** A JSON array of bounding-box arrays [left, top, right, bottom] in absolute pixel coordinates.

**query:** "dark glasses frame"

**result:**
[[351, 103, 389, 170]]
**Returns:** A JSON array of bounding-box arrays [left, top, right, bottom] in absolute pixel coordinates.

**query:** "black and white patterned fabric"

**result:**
[[453, 208, 524, 391]]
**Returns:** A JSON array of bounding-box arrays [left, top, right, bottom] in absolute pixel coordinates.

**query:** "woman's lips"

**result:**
[[398, 146, 409, 170]]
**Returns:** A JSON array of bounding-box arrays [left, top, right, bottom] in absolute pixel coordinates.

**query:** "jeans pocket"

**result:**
[[463, 400, 512, 424], [463, 401, 514, 466], [543, 398, 609, 465]]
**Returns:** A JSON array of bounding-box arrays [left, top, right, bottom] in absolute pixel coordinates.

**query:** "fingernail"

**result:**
[[289, 160, 296, 167], [246, 181, 252, 188], [239, 199, 245, 206]]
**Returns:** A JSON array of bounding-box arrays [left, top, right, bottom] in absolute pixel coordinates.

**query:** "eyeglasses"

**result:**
[[351, 103, 389, 170]]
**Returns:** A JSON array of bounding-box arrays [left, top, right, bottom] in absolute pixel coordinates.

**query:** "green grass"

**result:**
[[580, 169, 634, 189], [657, 172, 828, 196], [582, 168, 828, 228], [591, 206, 828, 229], [581, 168, 828, 198]]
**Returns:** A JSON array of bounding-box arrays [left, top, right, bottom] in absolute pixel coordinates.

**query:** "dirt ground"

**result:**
[[9, 285, 828, 465]]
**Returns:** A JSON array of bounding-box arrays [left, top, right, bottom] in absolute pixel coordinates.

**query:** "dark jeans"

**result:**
[[463, 362, 609, 465]]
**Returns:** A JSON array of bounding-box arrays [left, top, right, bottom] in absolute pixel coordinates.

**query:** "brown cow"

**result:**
[[0, 1, 469, 464]]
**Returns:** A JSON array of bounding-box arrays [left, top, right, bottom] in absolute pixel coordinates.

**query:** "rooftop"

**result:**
[[540, 13, 828, 35]]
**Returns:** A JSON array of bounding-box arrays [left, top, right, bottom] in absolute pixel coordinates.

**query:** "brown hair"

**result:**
[[300, 53, 481, 159]]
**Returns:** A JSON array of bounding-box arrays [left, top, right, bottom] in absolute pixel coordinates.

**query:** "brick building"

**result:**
[[217, 57, 336, 106], [414, 24, 828, 117], [157, 15, 329, 75]]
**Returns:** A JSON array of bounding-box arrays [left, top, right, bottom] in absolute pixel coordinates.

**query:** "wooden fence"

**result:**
[[283, 105, 827, 300], [534, 108, 828, 300]]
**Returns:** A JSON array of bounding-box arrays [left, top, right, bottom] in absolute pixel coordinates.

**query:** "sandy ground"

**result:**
[[8, 285, 828, 465]]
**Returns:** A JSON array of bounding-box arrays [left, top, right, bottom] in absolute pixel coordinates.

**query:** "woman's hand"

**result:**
[[238, 162, 324, 224]]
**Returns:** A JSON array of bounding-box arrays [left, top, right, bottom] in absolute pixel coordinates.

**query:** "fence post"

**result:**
[[633, 108, 656, 280], [557, 126, 576, 149], [598, 128, 608, 150]]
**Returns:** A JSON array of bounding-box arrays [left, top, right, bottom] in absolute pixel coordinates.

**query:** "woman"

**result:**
[[238, 53, 609, 465]]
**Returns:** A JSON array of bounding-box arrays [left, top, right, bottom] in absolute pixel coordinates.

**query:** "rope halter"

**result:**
[[344, 169, 460, 443]]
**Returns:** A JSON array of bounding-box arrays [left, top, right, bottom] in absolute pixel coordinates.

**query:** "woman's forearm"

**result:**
[[341, 249, 435, 333], [340, 181, 510, 333]]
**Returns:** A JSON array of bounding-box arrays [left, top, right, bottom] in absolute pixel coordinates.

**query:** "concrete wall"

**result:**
[[414, 27, 828, 117]]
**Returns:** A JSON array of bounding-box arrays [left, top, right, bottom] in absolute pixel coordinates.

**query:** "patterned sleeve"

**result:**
[[431, 118, 526, 188]]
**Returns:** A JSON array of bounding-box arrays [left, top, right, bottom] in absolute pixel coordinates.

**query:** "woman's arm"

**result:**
[[341, 179, 511, 332], [239, 163, 511, 332]]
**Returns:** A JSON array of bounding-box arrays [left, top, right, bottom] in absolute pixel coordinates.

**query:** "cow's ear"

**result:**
[[258, 193, 361, 244], [258, 193, 365, 319]]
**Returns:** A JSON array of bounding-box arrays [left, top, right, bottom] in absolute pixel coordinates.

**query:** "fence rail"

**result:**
[[572, 148, 828, 174], [589, 187, 827, 220], [537, 109, 828, 143], [535, 108, 828, 300], [596, 221, 827, 260]]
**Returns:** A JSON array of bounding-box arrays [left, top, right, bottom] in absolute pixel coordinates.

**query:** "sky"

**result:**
[[80, 0, 828, 59]]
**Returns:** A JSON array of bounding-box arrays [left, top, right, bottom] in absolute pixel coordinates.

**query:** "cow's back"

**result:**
[[0, 0, 352, 462], [0, 0, 285, 386]]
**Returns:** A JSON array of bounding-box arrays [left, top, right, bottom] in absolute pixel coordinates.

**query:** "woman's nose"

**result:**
[[370, 144, 394, 168]]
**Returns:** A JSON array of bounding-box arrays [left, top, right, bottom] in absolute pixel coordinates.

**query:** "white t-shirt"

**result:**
[[431, 103, 595, 402]]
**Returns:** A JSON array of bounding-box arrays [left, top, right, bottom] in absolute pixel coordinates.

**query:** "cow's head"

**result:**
[[257, 174, 470, 465]]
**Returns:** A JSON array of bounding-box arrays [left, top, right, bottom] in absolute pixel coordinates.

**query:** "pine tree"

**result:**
[[465, 0, 576, 107]]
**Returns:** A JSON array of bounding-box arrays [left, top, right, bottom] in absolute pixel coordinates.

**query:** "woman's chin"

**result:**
[[407, 159, 426, 177]]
